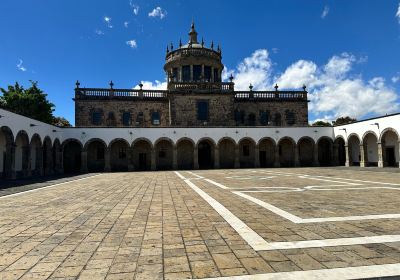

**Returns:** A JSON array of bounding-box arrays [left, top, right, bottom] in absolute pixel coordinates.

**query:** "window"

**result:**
[[193, 65, 202, 81], [285, 110, 296, 126], [197, 101, 209, 121], [96, 147, 104, 160], [248, 113, 256, 126], [182, 65, 190, 81], [243, 145, 250, 156], [136, 112, 144, 125], [260, 111, 269, 126], [213, 68, 220, 82], [122, 112, 131, 126], [118, 148, 126, 159], [172, 68, 178, 81], [91, 111, 102, 126], [204, 66, 211, 81], [151, 112, 160, 125]]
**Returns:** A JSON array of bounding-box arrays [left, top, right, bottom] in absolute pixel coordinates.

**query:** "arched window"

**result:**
[[285, 110, 296, 126], [247, 113, 256, 126], [91, 111, 102, 126], [260, 111, 269, 125], [122, 112, 131, 126], [152, 112, 161, 125]]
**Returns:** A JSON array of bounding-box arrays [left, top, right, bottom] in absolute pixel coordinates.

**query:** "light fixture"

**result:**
[[30, 124, 37, 127]]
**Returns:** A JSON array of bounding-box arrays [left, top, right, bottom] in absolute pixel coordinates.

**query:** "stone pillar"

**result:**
[[333, 143, 339, 166], [128, 147, 134, 171], [313, 144, 319, 167], [36, 146, 44, 176], [214, 147, 220, 169], [255, 145, 260, 168], [294, 144, 300, 167], [201, 64, 205, 80], [22, 146, 30, 177], [194, 146, 199, 169], [211, 67, 214, 82], [360, 144, 366, 167], [173, 146, 178, 170], [345, 145, 350, 167], [151, 149, 156, 171], [274, 146, 280, 168], [104, 148, 111, 172], [378, 142, 384, 168], [234, 145, 240, 168], [81, 151, 88, 173], [45, 147, 53, 175], [398, 141, 400, 168]]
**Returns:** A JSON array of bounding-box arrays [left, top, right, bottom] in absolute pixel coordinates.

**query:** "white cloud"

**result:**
[[104, 16, 113, 28], [272, 48, 279, 54], [95, 29, 104, 35], [130, 1, 139, 15], [321, 5, 329, 19], [16, 59, 27, 72], [396, 3, 400, 23], [126, 40, 137, 49], [224, 50, 399, 120], [124, 21, 129, 28], [134, 80, 167, 90], [392, 75, 400, 83], [148, 7, 167, 19]]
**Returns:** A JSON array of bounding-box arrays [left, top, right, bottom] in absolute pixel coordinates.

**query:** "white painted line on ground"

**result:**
[[306, 175, 400, 186], [196, 263, 400, 280], [0, 174, 103, 199], [175, 171, 187, 180], [186, 171, 204, 179], [298, 176, 360, 185], [204, 178, 229, 189]]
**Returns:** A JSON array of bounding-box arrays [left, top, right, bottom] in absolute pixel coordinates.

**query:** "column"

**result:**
[[104, 148, 111, 172], [234, 145, 240, 168], [193, 146, 199, 169], [360, 144, 366, 167], [211, 67, 214, 82], [81, 151, 88, 173], [313, 144, 319, 167], [151, 149, 156, 171], [294, 144, 300, 167], [398, 141, 400, 168], [274, 145, 280, 168], [214, 147, 220, 169], [201, 64, 205, 81], [173, 146, 178, 170], [255, 145, 260, 168], [377, 142, 384, 168], [128, 147, 134, 171], [22, 146, 30, 177], [333, 143, 339, 166], [36, 146, 44, 176], [345, 145, 350, 167]]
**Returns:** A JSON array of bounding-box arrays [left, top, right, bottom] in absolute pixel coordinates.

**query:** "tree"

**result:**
[[52, 116, 72, 127], [333, 116, 357, 126], [0, 81, 55, 124], [312, 120, 332, 127]]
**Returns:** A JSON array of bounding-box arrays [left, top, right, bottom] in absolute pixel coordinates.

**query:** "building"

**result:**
[[74, 23, 309, 128]]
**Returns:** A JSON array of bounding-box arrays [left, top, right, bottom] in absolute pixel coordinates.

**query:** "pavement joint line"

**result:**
[[194, 263, 400, 280], [0, 174, 103, 199]]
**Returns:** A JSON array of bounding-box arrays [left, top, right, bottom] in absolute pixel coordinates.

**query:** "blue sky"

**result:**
[[1, 0, 400, 125]]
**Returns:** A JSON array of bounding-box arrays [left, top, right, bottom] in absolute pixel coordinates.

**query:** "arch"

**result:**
[[155, 138, 174, 170], [132, 138, 152, 171], [362, 132, 378, 167], [380, 128, 399, 167], [109, 139, 130, 172], [84, 138, 107, 151], [317, 136, 333, 166], [0, 126, 14, 178], [238, 137, 256, 168], [85, 138, 107, 172], [361, 131, 379, 144], [348, 134, 361, 166], [258, 137, 276, 167], [52, 138, 61, 174], [30, 134, 43, 176], [297, 136, 315, 167], [278, 137, 295, 167], [197, 138, 215, 169], [43, 136, 53, 175], [62, 139, 82, 173], [14, 130, 30, 176], [218, 137, 236, 169], [176, 137, 194, 170], [334, 137, 346, 166]]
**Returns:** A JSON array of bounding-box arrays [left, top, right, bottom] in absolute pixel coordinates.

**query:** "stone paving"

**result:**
[[0, 168, 399, 279]]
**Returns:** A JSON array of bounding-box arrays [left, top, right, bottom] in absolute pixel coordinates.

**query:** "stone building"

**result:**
[[74, 23, 309, 128]]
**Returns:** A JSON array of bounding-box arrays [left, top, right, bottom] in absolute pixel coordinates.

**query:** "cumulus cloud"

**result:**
[[224, 50, 399, 121], [126, 40, 137, 49], [124, 21, 129, 28], [134, 80, 167, 90], [148, 7, 167, 19], [16, 59, 27, 72], [95, 29, 104, 35], [396, 3, 400, 23], [104, 16, 113, 28], [321, 5, 329, 19], [130, 1, 139, 15], [392, 75, 400, 83]]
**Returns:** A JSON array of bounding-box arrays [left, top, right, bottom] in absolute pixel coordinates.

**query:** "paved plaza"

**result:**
[[1, 168, 400, 279]]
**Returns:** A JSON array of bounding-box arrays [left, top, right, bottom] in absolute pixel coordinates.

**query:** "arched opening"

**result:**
[[0, 126, 14, 178], [15, 131, 29, 177], [30, 134, 43, 176], [197, 139, 214, 169], [43, 137, 53, 175], [239, 138, 255, 168], [132, 139, 152, 171], [298, 137, 314, 167], [363, 132, 378, 167], [258, 138, 275, 167], [110, 139, 129, 172], [334, 137, 346, 166], [86, 139, 106, 172], [63, 140, 82, 173], [219, 138, 236, 169], [177, 139, 194, 170], [317, 137, 333, 166], [278, 138, 295, 167], [53, 139, 61, 174], [155, 139, 173, 170], [348, 134, 361, 166], [381, 129, 399, 167]]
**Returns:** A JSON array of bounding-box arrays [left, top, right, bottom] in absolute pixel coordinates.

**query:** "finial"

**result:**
[[75, 80, 80, 88], [217, 44, 221, 53], [211, 40, 214, 49], [302, 84, 307, 91], [249, 84, 253, 91], [201, 37, 204, 47], [274, 83, 279, 91], [110, 80, 114, 89], [229, 74, 234, 82], [170, 42, 173, 50], [166, 45, 169, 53], [188, 20, 198, 44], [139, 82, 143, 90]]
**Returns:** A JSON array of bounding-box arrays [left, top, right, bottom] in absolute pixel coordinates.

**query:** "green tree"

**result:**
[[52, 116, 72, 127], [312, 120, 332, 127], [0, 81, 55, 124], [333, 116, 357, 126]]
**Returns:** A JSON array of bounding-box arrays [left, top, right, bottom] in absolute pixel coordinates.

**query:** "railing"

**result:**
[[75, 88, 168, 99], [234, 91, 307, 100], [168, 82, 234, 92], [166, 48, 221, 63]]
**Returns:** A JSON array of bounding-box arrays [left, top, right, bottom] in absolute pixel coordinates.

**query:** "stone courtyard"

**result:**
[[1, 168, 400, 279]]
